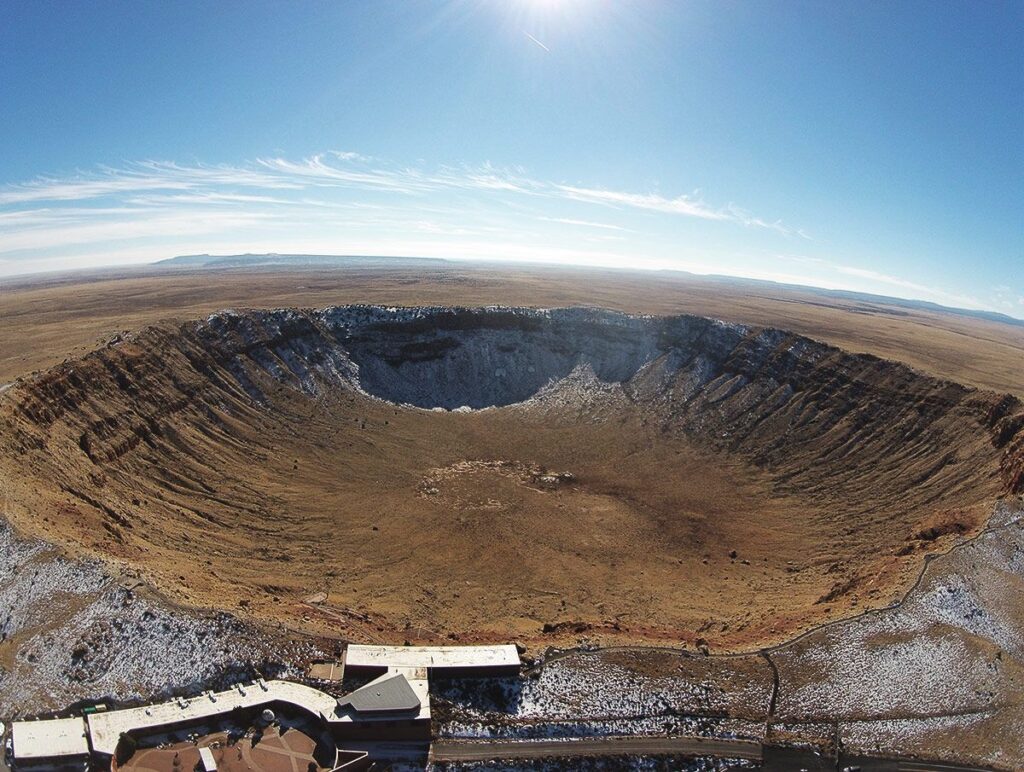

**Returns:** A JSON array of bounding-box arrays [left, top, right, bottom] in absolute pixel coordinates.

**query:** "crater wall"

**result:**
[[0, 305, 1021, 648]]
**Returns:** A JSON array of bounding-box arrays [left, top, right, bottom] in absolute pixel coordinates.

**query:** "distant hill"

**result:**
[[698, 273, 1024, 329], [157, 253, 451, 270]]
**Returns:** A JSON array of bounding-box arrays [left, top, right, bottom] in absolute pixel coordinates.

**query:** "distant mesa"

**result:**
[[156, 252, 451, 270]]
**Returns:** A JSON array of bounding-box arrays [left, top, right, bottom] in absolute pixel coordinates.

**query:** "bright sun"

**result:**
[[513, 0, 591, 29]]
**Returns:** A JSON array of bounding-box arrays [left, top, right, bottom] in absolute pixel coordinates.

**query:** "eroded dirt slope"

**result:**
[[0, 306, 1020, 650]]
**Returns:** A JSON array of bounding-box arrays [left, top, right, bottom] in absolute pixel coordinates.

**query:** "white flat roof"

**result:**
[[84, 676, 430, 757], [199, 746, 217, 772], [12, 717, 89, 759], [345, 644, 519, 671], [86, 680, 337, 756], [16, 675, 437, 762]]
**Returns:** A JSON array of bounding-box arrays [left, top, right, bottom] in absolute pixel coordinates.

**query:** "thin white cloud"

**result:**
[[0, 153, 791, 233], [524, 32, 550, 52], [539, 216, 629, 231], [769, 252, 987, 310], [775, 253, 827, 266], [0, 206, 154, 226], [0, 174, 190, 206], [329, 151, 372, 163], [554, 184, 807, 237], [556, 185, 729, 221], [836, 265, 942, 293], [0, 161, 303, 206], [255, 155, 435, 194], [0, 209, 276, 255], [988, 284, 1023, 312], [0, 151, 816, 281], [125, 192, 296, 206]]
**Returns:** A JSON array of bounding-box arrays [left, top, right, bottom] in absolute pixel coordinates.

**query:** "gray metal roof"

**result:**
[[336, 672, 421, 714]]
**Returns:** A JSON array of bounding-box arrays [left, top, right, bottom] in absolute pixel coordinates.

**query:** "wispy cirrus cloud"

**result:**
[[0, 161, 301, 206], [990, 283, 1024, 313], [0, 151, 807, 277], [538, 216, 630, 232], [772, 253, 984, 310], [125, 192, 297, 206], [556, 185, 730, 221], [0, 209, 276, 254], [0, 151, 791, 227], [555, 185, 810, 238], [832, 265, 968, 302]]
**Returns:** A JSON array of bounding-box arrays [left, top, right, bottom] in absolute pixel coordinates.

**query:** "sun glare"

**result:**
[[514, 0, 590, 22]]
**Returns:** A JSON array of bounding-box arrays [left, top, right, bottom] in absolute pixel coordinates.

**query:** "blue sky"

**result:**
[[1, 1, 1021, 316]]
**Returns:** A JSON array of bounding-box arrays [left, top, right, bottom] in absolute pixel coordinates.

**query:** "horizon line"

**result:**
[[4, 252, 1023, 325]]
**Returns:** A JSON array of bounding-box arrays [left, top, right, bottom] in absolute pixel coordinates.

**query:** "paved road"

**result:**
[[840, 756, 995, 772], [431, 735, 762, 763], [431, 737, 995, 771]]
